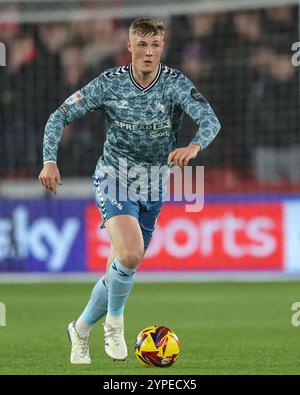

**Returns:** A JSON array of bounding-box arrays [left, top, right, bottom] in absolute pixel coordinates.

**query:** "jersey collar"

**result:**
[[129, 63, 162, 93]]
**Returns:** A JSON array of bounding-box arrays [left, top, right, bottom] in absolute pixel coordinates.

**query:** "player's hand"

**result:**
[[38, 162, 63, 195], [167, 144, 201, 168]]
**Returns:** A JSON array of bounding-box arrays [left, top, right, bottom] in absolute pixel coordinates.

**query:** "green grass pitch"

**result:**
[[0, 281, 300, 375]]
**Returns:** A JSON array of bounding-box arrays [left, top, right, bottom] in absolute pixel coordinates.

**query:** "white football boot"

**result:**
[[67, 320, 91, 364], [104, 322, 128, 361]]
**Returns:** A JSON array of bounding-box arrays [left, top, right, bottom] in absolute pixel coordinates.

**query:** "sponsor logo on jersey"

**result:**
[[190, 88, 207, 104], [149, 130, 170, 139], [65, 90, 84, 105], [114, 118, 171, 131], [118, 100, 129, 109]]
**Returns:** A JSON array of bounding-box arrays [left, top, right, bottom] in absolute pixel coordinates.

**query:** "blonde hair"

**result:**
[[129, 17, 165, 37]]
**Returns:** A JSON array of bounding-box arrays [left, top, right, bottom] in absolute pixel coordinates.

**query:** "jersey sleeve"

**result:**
[[172, 73, 221, 150], [43, 75, 105, 163]]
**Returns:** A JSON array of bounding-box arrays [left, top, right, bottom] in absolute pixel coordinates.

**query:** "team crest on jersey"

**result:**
[[154, 100, 165, 113], [65, 90, 84, 105], [118, 100, 129, 109]]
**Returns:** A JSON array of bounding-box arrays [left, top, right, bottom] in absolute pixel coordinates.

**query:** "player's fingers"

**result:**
[[178, 152, 187, 168], [176, 154, 183, 168], [167, 150, 177, 164], [50, 178, 57, 194], [38, 175, 46, 188], [44, 176, 54, 192], [56, 174, 63, 185], [43, 176, 50, 189], [39, 175, 47, 188], [183, 154, 193, 167], [172, 150, 183, 166], [183, 157, 189, 167]]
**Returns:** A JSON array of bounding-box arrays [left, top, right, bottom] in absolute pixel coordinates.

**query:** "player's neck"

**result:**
[[131, 64, 159, 88]]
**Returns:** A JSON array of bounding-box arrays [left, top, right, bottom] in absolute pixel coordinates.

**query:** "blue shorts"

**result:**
[[93, 176, 163, 250]]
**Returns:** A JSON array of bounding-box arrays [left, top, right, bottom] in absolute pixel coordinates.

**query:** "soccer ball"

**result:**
[[134, 325, 180, 368]]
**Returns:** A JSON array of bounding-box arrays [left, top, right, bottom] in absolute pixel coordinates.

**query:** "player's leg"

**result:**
[[105, 214, 144, 318], [104, 199, 162, 326], [106, 244, 117, 273], [67, 245, 116, 364], [104, 214, 144, 360], [139, 199, 163, 251], [99, 199, 162, 361], [75, 244, 116, 334]]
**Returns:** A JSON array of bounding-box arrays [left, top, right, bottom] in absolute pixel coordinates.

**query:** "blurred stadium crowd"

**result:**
[[0, 4, 299, 187]]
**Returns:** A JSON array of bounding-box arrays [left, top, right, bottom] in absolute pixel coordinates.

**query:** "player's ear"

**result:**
[[127, 40, 132, 53]]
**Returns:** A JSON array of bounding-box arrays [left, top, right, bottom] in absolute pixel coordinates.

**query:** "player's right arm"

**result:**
[[39, 74, 106, 194]]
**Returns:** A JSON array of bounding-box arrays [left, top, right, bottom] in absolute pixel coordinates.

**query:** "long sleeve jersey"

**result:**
[[43, 63, 221, 188]]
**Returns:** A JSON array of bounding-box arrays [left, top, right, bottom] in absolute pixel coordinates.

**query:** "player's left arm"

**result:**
[[168, 74, 221, 167]]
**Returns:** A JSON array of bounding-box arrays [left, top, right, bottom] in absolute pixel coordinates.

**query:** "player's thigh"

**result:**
[[105, 214, 145, 269]]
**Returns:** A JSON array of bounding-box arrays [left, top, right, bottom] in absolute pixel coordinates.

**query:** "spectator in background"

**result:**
[[178, 41, 224, 168], [247, 48, 299, 182], [180, 42, 211, 91], [99, 23, 132, 70], [57, 41, 105, 176], [0, 30, 40, 177], [188, 13, 218, 60], [0, 6, 298, 184], [38, 23, 69, 56], [60, 41, 89, 90], [99, 45, 132, 70], [36, 23, 68, 117], [81, 19, 125, 70], [264, 6, 297, 52], [71, 19, 94, 43], [222, 10, 265, 173], [165, 15, 190, 66], [0, 4, 20, 45]]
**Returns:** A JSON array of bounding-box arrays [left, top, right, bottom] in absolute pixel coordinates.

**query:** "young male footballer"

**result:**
[[39, 17, 221, 363]]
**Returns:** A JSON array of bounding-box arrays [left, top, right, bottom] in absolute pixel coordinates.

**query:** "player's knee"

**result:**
[[119, 249, 144, 269]]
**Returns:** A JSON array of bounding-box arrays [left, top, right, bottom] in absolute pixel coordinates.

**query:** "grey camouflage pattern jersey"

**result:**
[[43, 64, 221, 186]]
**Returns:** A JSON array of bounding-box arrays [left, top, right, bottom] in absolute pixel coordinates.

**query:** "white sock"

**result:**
[[75, 314, 93, 337], [105, 313, 124, 327]]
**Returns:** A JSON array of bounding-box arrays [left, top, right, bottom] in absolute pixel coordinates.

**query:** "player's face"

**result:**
[[128, 33, 164, 74]]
